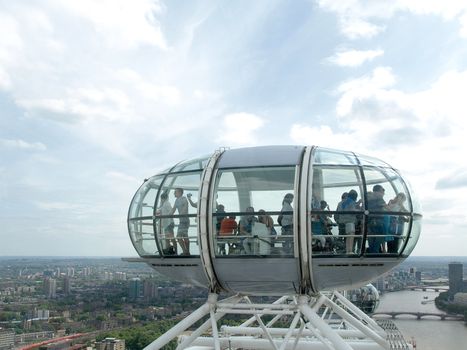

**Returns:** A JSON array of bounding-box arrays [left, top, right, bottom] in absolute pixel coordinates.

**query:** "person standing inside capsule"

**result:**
[[387, 192, 408, 253], [339, 190, 361, 254], [280, 193, 294, 252], [239, 206, 258, 254], [170, 188, 190, 255], [156, 192, 176, 254], [367, 185, 389, 253]]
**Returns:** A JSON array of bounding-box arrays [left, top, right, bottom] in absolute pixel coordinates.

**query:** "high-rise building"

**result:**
[[83, 267, 92, 277], [66, 267, 75, 277], [415, 271, 422, 283], [143, 280, 158, 300], [449, 262, 463, 296], [95, 337, 125, 350], [103, 271, 114, 280], [63, 276, 71, 295], [128, 278, 143, 300], [115, 272, 127, 281], [44, 278, 57, 298]]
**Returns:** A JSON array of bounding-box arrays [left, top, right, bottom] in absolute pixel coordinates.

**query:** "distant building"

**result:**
[[415, 271, 422, 283], [35, 309, 50, 320], [43, 270, 54, 277], [103, 272, 114, 281], [448, 262, 464, 296], [67, 267, 75, 277], [44, 278, 57, 298], [95, 337, 125, 350], [82, 267, 92, 277], [143, 280, 158, 300], [115, 272, 127, 281], [128, 278, 143, 300], [14, 331, 54, 344], [0, 328, 15, 350], [63, 276, 71, 295]]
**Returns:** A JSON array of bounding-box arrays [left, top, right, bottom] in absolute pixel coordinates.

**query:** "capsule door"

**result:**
[[208, 165, 301, 295]]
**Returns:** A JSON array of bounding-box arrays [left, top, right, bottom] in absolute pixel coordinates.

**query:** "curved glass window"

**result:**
[[170, 156, 209, 173], [363, 167, 412, 256], [314, 147, 358, 166], [404, 178, 422, 215], [213, 167, 296, 257], [403, 214, 421, 255], [128, 176, 164, 256], [154, 172, 202, 256], [354, 152, 391, 167], [310, 165, 364, 255]]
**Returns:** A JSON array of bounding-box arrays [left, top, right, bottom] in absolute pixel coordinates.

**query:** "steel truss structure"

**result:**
[[144, 291, 408, 350]]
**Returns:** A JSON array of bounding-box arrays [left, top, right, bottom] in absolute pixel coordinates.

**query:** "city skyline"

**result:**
[[2, 1, 467, 256]]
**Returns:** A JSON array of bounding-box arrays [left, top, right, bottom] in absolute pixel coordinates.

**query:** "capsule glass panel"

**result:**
[[213, 167, 296, 256], [404, 178, 422, 215], [128, 218, 158, 256], [129, 176, 163, 219], [170, 156, 209, 173], [313, 147, 358, 166], [403, 214, 422, 256], [310, 164, 364, 255], [155, 172, 202, 256], [363, 166, 411, 256], [355, 152, 391, 167], [128, 176, 164, 256]]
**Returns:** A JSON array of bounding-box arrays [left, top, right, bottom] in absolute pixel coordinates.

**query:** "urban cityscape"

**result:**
[[0, 256, 466, 349]]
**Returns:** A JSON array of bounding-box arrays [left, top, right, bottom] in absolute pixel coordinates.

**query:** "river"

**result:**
[[375, 290, 467, 349]]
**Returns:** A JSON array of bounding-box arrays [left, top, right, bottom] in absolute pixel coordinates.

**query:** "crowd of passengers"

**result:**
[[319, 185, 409, 254], [154, 186, 408, 256]]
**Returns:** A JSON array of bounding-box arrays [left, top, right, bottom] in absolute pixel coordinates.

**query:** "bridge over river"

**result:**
[[372, 311, 464, 321], [403, 285, 449, 292]]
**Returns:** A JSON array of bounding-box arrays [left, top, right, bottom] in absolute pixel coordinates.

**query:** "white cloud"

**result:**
[[327, 49, 384, 67], [0, 138, 47, 151], [341, 18, 385, 39], [289, 124, 356, 151], [336, 67, 400, 117], [294, 66, 467, 246], [17, 86, 131, 123], [117, 69, 181, 105], [215, 113, 265, 146], [0, 68, 10, 90], [318, 0, 467, 39], [0, 12, 22, 90], [52, 0, 167, 50], [436, 168, 467, 189]]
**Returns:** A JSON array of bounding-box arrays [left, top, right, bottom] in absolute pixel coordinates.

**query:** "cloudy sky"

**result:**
[[1, 0, 467, 256]]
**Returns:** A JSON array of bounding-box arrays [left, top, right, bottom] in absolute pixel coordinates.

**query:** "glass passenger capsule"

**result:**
[[127, 146, 422, 295]]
